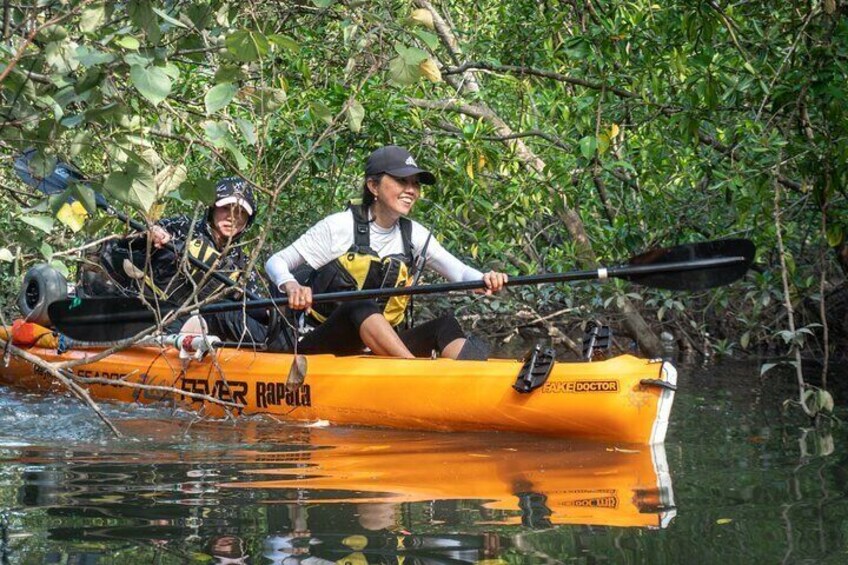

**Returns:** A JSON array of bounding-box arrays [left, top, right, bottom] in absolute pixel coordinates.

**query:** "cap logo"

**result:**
[[405, 156, 417, 167]]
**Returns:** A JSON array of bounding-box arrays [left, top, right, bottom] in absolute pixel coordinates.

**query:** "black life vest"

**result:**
[[99, 234, 243, 304], [306, 205, 414, 327]]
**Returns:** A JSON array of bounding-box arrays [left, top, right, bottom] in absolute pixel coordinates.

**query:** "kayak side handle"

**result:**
[[640, 378, 678, 392]]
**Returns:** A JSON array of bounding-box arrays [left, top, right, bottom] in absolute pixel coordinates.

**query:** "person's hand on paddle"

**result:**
[[477, 271, 508, 295], [149, 225, 172, 249], [284, 281, 313, 310]]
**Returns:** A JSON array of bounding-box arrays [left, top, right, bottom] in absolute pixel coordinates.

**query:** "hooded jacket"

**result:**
[[95, 179, 262, 304]]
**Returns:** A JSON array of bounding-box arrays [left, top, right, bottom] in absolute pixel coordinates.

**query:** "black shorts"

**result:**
[[296, 300, 464, 357]]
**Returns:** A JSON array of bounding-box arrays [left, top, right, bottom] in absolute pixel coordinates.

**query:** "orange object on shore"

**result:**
[[0, 322, 677, 444]]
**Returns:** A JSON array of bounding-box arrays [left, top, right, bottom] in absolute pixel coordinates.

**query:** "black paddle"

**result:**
[[47, 238, 755, 342], [13, 149, 261, 301]]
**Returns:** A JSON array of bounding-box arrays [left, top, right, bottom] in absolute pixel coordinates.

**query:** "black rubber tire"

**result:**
[[17, 264, 68, 326]]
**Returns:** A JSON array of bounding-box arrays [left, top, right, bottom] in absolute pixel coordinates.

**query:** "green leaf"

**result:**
[[244, 87, 286, 112], [19, 215, 55, 233], [130, 65, 172, 106], [214, 65, 246, 84], [0, 248, 14, 262], [826, 225, 843, 247], [816, 389, 835, 413], [40, 242, 54, 261], [226, 29, 270, 62], [80, 2, 106, 34], [154, 164, 188, 196], [49, 259, 69, 279], [70, 182, 98, 215], [29, 151, 58, 178], [114, 36, 140, 50], [397, 44, 429, 65], [205, 82, 238, 115], [388, 57, 419, 86], [310, 101, 333, 125], [347, 99, 365, 133], [104, 164, 156, 213], [203, 122, 249, 171], [236, 118, 257, 145], [162, 63, 180, 80], [579, 136, 597, 159], [414, 29, 439, 50], [84, 216, 113, 237], [76, 45, 114, 68], [312, 0, 335, 7], [388, 44, 429, 86], [597, 133, 610, 155], [129, 0, 160, 44], [760, 362, 779, 376], [45, 40, 80, 74], [268, 34, 300, 53], [203, 120, 229, 143], [152, 7, 189, 29], [124, 52, 152, 67], [181, 178, 217, 205]]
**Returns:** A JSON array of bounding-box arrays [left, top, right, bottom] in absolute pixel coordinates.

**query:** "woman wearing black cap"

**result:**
[[266, 145, 508, 359], [85, 177, 281, 346]]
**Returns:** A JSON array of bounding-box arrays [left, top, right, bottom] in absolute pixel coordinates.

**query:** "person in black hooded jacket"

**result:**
[[82, 177, 286, 348]]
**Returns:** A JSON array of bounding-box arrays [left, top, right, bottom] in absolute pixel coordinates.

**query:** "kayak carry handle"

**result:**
[[513, 344, 556, 394]]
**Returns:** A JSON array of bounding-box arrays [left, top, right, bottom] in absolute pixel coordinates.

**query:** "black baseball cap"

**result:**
[[214, 177, 255, 217], [364, 146, 436, 185]]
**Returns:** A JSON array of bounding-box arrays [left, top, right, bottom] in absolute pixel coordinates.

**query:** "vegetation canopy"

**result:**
[[1, 1, 846, 382]]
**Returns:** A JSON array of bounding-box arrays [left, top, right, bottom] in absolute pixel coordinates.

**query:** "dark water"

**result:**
[[1, 361, 846, 564]]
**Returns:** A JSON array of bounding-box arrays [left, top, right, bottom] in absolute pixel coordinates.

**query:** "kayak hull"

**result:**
[[0, 324, 676, 444]]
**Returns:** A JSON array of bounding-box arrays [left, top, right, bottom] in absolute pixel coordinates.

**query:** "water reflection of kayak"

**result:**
[[223, 428, 676, 529], [1, 322, 675, 444]]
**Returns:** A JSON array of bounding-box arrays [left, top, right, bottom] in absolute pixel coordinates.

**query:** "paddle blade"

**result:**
[[14, 149, 108, 206], [625, 238, 755, 291], [48, 297, 161, 342]]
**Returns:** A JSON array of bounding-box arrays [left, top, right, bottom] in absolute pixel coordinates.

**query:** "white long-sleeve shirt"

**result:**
[[266, 209, 482, 289]]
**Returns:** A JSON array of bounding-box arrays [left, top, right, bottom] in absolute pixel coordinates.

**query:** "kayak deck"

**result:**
[[0, 324, 676, 444]]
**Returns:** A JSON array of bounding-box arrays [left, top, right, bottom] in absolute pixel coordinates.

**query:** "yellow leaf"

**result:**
[[477, 153, 487, 170], [609, 123, 620, 139], [419, 59, 442, 83], [410, 8, 434, 30], [56, 201, 88, 232], [148, 203, 166, 222], [342, 535, 368, 551], [716, 518, 733, 525], [336, 552, 368, 565], [465, 160, 475, 179], [471, 243, 479, 259]]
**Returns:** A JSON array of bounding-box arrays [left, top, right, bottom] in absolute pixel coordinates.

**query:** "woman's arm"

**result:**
[[265, 246, 307, 289], [421, 233, 507, 293]]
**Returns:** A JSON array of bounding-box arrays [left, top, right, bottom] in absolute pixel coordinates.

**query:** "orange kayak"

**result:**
[[0, 322, 676, 444]]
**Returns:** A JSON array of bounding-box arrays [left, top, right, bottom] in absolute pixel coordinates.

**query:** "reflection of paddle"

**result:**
[[48, 239, 755, 342], [13, 149, 261, 301]]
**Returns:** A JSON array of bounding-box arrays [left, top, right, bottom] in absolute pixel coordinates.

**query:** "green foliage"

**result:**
[[0, 0, 845, 358]]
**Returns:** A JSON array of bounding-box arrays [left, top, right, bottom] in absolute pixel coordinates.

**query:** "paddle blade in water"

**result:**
[[625, 238, 755, 291], [48, 297, 162, 342]]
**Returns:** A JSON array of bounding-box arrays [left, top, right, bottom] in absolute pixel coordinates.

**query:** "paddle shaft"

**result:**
[[64, 255, 745, 326]]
